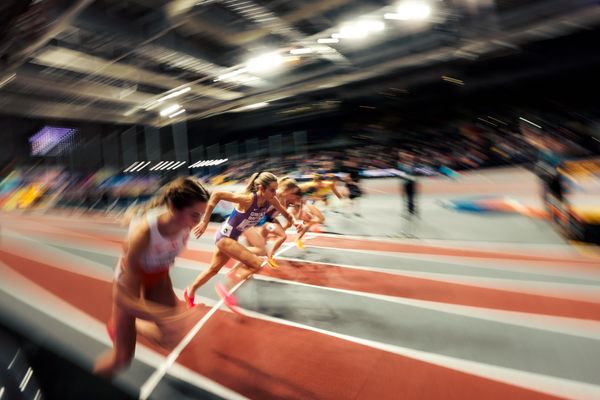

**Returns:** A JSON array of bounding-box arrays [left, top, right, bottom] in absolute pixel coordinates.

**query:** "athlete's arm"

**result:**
[[329, 181, 343, 199], [270, 196, 302, 232], [193, 191, 252, 238]]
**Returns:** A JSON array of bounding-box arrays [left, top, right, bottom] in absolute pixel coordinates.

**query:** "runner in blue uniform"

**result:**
[[185, 172, 302, 313]]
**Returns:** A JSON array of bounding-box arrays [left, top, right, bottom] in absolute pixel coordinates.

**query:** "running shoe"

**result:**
[[183, 287, 196, 308], [215, 283, 243, 315], [266, 257, 279, 270]]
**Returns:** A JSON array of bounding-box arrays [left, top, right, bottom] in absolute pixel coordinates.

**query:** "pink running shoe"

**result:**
[[183, 288, 196, 309], [215, 283, 243, 315]]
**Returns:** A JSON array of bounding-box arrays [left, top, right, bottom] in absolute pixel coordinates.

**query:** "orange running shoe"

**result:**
[[266, 257, 279, 270]]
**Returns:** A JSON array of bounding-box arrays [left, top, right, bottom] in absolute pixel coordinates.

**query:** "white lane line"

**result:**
[[138, 279, 244, 400], [304, 240, 596, 265], [247, 274, 600, 339], [307, 231, 573, 250], [295, 243, 600, 276], [0, 262, 246, 400], [7, 232, 599, 338], [4, 250, 600, 399], [281, 245, 600, 281], [276, 255, 600, 303], [34, 233, 594, 339], [308, 231, 599, 261], [139, 242, 296, 400]]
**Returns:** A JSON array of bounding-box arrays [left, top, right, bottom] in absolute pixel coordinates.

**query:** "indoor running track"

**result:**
[[2, 211, 600, 399]]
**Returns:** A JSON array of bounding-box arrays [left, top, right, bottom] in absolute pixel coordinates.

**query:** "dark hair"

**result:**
[[244, 171, 277, 193], [144, 177, 210, 212]]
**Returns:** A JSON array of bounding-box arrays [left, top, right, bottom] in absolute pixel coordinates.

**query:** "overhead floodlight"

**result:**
[[386, 2, 431, 20], [123, 107, 139, 116], [236, 102, 269, 112], [358, 20, 385, 32], [216, 68, 248, 82], [290, 48, 314, 55], [317, 38, 339, 44], [157, 87, 191, 103], [160, 104, 181, 116], [0, 73, 16, 88], [334, 24, 368, 39], [247, 102, 269, 109], [246, 52, 284, 73], [168, 109, 186, 118]]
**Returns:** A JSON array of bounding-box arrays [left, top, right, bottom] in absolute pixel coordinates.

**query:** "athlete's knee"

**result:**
[[255, 248, 267, 257], [216, 239, 230, 251]]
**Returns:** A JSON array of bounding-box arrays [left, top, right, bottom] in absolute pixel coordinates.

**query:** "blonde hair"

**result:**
[[277, 176, 300, 193], [244, 171, 277, 193]]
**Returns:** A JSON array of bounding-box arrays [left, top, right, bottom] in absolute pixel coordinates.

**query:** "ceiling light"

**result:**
[[246, 53, 284, 73], [160, 104, 181, 116], [241, 102, 269, 111], [358, 20, 385, 32], [123, 107, 139, 116], [290, 48, 314, 55], [388, 2, 431, 20], [335, 24, 368, 39], [0, 73, 16, 88], [317, 38, 339, 44], [157, 87, 191, 102], [168, 108, 186, 118], [216, 68, 248, 82]]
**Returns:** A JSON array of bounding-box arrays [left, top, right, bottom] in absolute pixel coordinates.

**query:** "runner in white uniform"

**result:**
[[94, 177, 209, 378]]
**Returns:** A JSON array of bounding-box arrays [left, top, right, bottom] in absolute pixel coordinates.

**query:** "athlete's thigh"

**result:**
[[143, 275, 178, 307], [306, 203, 324, 221], [267, 222, 286, 238], [243, 227, 267, 249], [217, 237, 260, 267]]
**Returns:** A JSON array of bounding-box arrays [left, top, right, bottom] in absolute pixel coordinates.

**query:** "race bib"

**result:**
[[220, 223, 233, 237]]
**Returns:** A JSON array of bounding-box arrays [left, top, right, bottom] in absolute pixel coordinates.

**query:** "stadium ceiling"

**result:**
[[0, 0, 598, 127]]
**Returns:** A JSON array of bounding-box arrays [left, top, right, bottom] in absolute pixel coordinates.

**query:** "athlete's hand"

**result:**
[[193, 220, 209, 238], [293, 220, 304, 233]]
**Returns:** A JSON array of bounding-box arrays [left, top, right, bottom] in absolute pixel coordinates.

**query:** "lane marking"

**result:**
[[0, 261, 246, 400], [139, 242, 295, 400]]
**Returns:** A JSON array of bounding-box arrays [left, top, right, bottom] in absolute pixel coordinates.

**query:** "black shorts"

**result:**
[[348, 185, 362, 199]]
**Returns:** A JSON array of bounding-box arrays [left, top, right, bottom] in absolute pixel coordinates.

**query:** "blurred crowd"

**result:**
[[1, 114, 596, 216]]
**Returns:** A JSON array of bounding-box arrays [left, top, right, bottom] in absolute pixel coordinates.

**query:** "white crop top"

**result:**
[[128, 209, 189, 274]]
